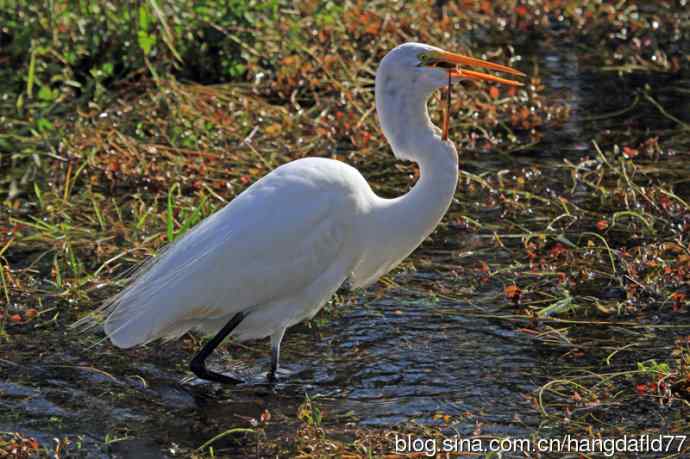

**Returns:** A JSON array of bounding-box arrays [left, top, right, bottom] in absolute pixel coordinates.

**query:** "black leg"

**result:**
[[267, 328, 285, 383], [190, 312, 245, 384], [268, 343, 279, 383]]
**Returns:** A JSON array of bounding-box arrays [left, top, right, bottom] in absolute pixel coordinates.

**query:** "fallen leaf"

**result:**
[[549, 243, 568, 258], [623, 146, 639, 158], [505, 284, 522, 303]]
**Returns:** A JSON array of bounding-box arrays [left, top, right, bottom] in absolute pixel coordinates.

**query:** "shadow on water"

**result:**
[[2, 40, 688, 457]]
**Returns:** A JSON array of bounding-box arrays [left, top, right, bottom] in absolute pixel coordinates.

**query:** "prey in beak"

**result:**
[[419, 50, 525, 140]]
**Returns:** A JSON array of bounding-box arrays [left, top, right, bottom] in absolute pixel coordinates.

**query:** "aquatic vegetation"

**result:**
[[1, 0, 689, 457]]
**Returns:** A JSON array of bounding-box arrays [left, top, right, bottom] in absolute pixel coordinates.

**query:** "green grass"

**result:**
[[1, 0, 690, 457]]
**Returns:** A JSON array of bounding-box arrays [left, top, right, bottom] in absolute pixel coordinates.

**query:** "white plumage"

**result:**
[[77, 43, 523, 383], [104, 158, 363, 346]]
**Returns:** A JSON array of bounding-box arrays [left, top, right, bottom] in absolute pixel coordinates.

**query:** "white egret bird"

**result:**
[[80, 43, 523, 384]]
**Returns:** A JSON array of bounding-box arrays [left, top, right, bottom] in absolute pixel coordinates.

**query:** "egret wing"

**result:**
[[93, 164, 350, 348]]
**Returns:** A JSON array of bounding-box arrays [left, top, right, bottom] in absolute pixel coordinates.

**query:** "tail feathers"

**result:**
[[72, 287, 194, 349], [76, 293, 226, 349], [72, 250, 200, 347], [72, 207, 240, 347], [105, 308, 225, 348], [73, 256, 243, 346], [102, 296, 197, 349], [104, 308, 157, 349]]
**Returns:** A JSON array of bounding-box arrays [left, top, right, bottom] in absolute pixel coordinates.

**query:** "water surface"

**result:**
[[2, 39, 686, 457]]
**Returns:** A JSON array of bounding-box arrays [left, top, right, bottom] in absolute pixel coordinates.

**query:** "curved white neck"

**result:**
[[366, 79, 459, 275], [373, 140, 458, 260]]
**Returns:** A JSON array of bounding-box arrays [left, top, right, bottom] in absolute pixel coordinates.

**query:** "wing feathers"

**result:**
[[74, 159, 356, 348]]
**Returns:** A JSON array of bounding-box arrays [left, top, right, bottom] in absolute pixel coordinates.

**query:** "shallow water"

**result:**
[[2, 40, 688, 457], [289, 293, 541, 430]]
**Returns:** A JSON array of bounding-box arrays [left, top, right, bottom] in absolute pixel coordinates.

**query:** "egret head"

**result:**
[[377, 42, 524, 100], [375, 42, 524, 161]]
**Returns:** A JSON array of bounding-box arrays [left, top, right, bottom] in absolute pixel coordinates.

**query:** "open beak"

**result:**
[[434, 50, 525, 86], [427, 51, 525, 141]]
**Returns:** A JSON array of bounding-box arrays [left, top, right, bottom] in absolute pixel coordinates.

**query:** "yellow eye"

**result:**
[[417, 52, 431, 65], [418, 51, 455, 69]]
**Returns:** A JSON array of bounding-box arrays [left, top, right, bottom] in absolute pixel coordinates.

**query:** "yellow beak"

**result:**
[[427, 49, 525, 141], [432, 50, 525, 86]]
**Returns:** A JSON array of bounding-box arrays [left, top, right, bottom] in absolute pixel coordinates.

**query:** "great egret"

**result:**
[[77, 43, 523, 384]]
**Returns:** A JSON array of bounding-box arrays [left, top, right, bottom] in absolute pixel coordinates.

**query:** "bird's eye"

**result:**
[[417, 53, 456, 70], [417, 53, 431, 66]]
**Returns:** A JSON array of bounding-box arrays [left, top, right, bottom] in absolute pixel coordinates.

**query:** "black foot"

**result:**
[[188, 312, 246, 385], [190, 359, 243, 385]]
